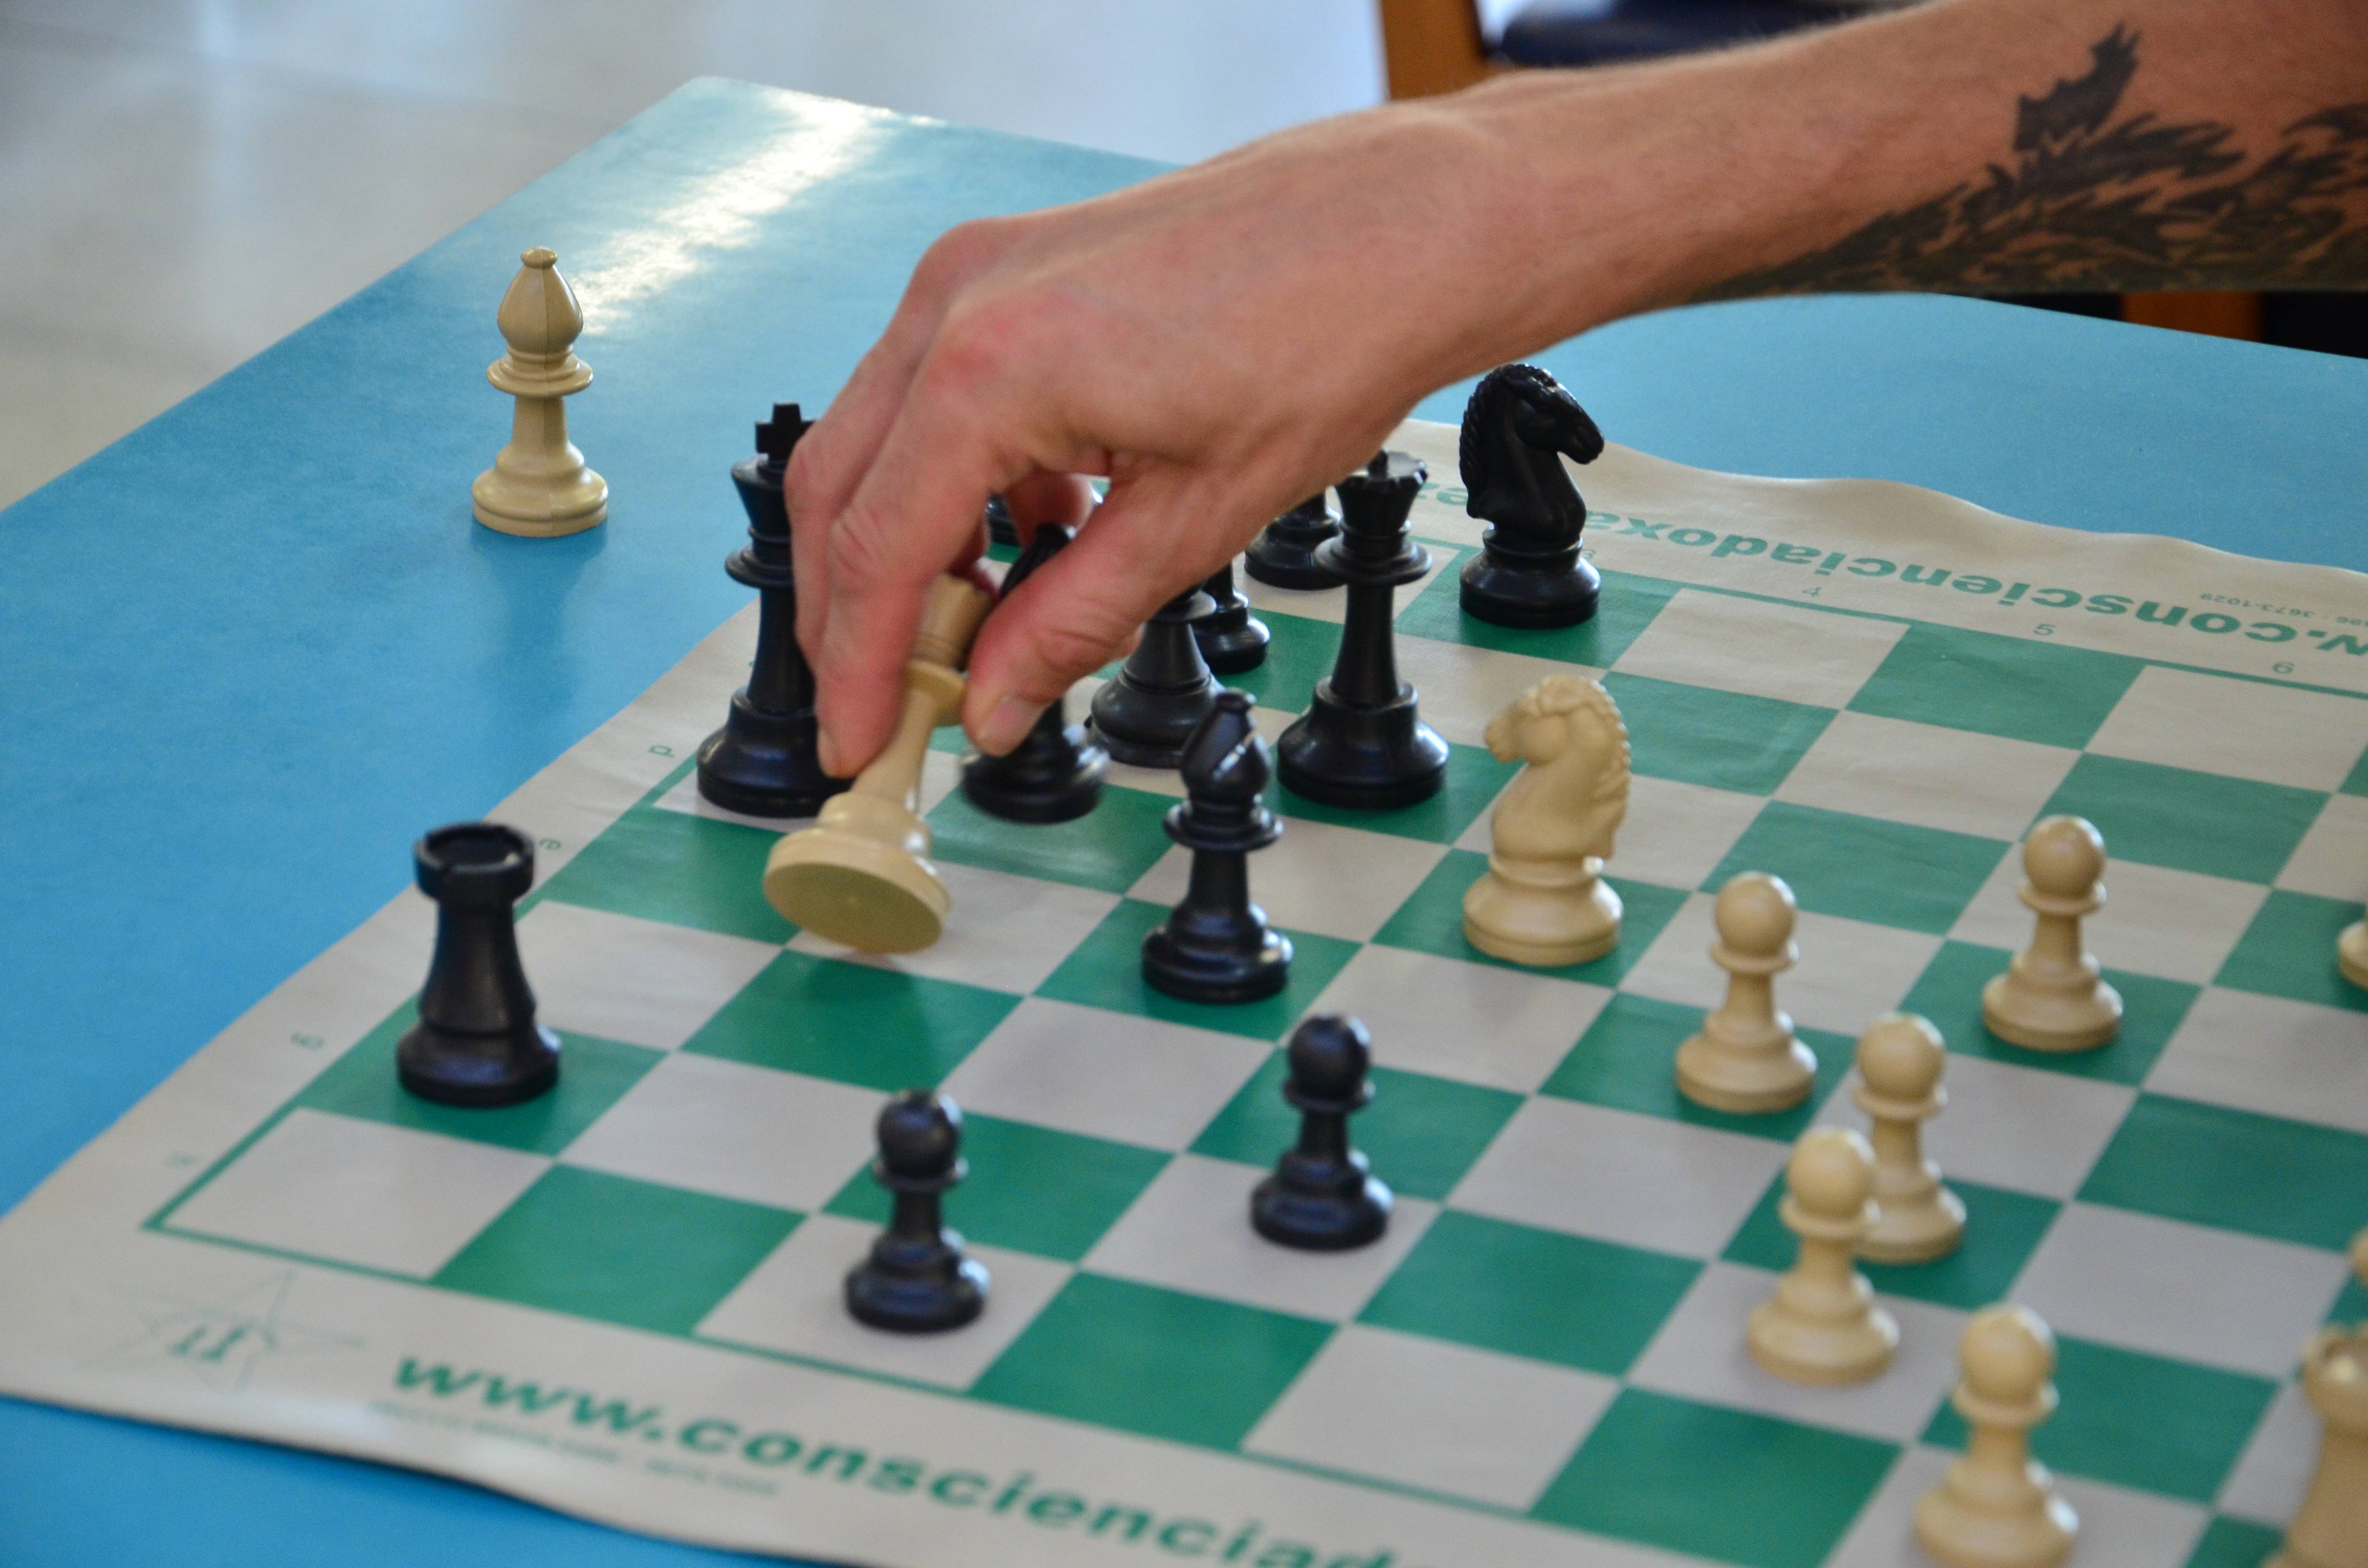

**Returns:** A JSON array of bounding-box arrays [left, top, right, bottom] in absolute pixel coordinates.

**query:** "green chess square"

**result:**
[[970, 1274, 1329, 1451], [683, 950, 1019, 1090], [1396, 563, 1681, 670], [2344, 744, 2368, 798], [2331, 1270, 2368, 1325], [2041, 754, 2324, 884], [1359, 1210, 1698, 1375], [1272, 741, 1519, 845], [2185, 1517, 2286, 1568], [1219, 609, 1340, 710], [1706, 801, 2007, 934], [1923, 1334, 2276, 1501], [1190, 1052, 1521, 1201], [824, 1113, 1168, 1262], [1369, 849, 1689, 986], [2217, 890, 2368, 1013], [1539, 994, 1852, 1142], [2081, 1092, 2368, 1251], [432, 1166, 798, 1335], [1600, 673, 1836, 796], [1722, 1173, 2060, 1309], [1901, 941, 2197, 1086], [296, 1005, 660, 1156], [1531, 1388, 1898, 1568], [1035, 899, 1358, 1041], [927, 782, 1178, 894], [1847, 622, 2144, 749], [538, 806, 791, 943]]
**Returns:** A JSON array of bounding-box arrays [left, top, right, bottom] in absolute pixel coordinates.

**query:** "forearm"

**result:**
[[1428, 0, 2368, 364]]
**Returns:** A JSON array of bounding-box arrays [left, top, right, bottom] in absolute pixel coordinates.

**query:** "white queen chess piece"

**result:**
[[1463, 674, 1631, 967]]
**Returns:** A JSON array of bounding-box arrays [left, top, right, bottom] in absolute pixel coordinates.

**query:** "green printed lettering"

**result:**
[[1435, 487, 1468, 507], [1619, 518, 1666, 539], [1325, 1554, 1396, 1568], [2191, 612, 2241, 633], [742, 1432, 802, 1466], [1029, 1493, 1088, 1527], [1160, 1520, 1220, 1556], [477, 1377, 574, 1415], [393, 1359, 479, 1397], [678, 1419, 737, 1454], [870, 1458, 925, 1493], [1255, 1543, 1317, 1568], [1223, 1520, 1264, 1560], [2246, 621, 2298, 642], [2031, 588, 2081, 608], [2085, 595, 2132, 614], [1848, 557, 1896, 577], [1667, 527, 1716, 547], [2134, 601, 2187, 626], [806, 1445, 866, 1481], [1711, 535, 1768, 559], [2000, 583, 2031, 604], [2319, 635, 2368, 655], [1092, 1506, 1156, 1541], [1771, 544, 1822, 565], [931, 1471, 990, 1506], [1899, 565, 1950, 586], [1815, 551, 1849, 575], [1952, 575, 2003, 594], [570, 1393, 663, 1435], [993, 1471, 1035, 1512]]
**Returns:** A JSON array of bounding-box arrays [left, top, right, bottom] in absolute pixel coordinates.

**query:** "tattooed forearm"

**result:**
[[1702, 25, 2368, 298]]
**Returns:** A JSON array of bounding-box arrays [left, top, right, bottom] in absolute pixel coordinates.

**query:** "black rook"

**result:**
[[397, 823, 560, 1107]]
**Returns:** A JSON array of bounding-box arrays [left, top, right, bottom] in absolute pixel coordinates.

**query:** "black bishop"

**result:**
[[1141, 691, 1292, 1004]]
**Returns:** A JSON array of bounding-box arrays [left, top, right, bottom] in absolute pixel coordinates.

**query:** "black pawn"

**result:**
[[1275, 452, 1449, 810], [1244, 492, 1344, 590], [1252, 1015, 1392, 1250], [845, 1090, 988, 1333], [397, 823, 560, 1107], [1142, 692, 1292, 1004], [695, 404, 849, 817], [961, 524, 1108, 822], [1457, 363, 1607, 628], [1088, 581, 1222, 769], [984, 493, 1020, 549], [1191, 562, 1270, 674]]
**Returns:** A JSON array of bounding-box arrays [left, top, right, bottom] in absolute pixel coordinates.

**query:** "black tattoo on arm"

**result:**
[[1703, 25, 2368, 297]]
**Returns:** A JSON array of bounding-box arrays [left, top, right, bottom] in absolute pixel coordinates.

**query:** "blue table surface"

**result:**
[[3, 77, 2365, 1567]]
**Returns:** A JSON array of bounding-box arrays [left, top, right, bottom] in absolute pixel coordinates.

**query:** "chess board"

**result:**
[[5, 418, 2366, 1568]]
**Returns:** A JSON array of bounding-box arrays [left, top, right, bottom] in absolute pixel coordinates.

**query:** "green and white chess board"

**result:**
[[5, 420, 2367, 1568]]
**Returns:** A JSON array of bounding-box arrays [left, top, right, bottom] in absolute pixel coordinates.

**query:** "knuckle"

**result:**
[[825, 502, 904, 590]]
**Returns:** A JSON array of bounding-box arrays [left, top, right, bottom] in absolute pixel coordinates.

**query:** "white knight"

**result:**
[[1463, 674, 1630, 966]]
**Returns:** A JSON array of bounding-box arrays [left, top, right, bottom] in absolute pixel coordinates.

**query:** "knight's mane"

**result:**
[[1521, 675, 1631, 801], [1458, 363, 1559, 503]]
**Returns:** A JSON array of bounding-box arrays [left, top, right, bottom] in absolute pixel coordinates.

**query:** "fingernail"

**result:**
[[816, 722, 846, 779], [976, 696, 1038, 757]]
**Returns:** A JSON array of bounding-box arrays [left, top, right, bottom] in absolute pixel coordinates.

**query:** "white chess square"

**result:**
[[937, 998, 1272, 1152], [652, 772, 808, 834], [1245, 1323, 1616, 1509], [1128, 818, 1446, 944], [791, 860, 1117, 995], [697, 1213, 1070, 1390], [2277, 791, 2368, 898], [1825, 1446, 2208, 1568], [2146, 988, 2368, 1136], [2012, 1203, 2352, 1378], [517, 900, 780, 1051], [1776, 711, 2079, 842], [169, 1110, 548, 1277], [1950, 848, 2268, 986], [1609, 588, 1907, 710], [1627, 1262, 1966, 1442], [2086, 665, 2368, 791], [1392, 636, 1595, 748], [1082, 1154, 1438, 1322], [918, 746, 963, 815], [2216, 1377, 2320, 1525], [1449, 1097, 1787, 1258], [557, 1054, 882, 1212], [1306, 945, 1612, 1093], [1243, 575, 1348, 625], [1619, 894, 1941, 1037], [1558, 774, 1768, 891], [1816, 1051, 2135, 1201]]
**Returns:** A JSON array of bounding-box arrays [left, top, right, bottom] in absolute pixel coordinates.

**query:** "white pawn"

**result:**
[[1855, 1013, 1966, 1264], [1747, 1127, 1898, 1384], [2270, 1227, 2368, 1568], [1676, 872, 1817, 1113], [1983, 816, 2120, 1052], [1916, 1306, 2078, 1568], [2338, 918, 2368, 992], [472, 247, 608, 537]]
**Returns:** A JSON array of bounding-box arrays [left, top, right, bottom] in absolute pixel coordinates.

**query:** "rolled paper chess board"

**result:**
[[3, 419, 2365, 1568]]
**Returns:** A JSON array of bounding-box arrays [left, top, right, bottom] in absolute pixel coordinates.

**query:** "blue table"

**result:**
[[3, 77, 2365, 1568]]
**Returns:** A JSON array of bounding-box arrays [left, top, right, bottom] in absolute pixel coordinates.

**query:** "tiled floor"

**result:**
[[0, 0, 1384, 508]]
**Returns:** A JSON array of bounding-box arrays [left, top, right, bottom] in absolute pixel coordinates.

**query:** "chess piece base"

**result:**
[[1088, 677, 1219, 770], [960, 722, 1108, 824], [1143, 921, 1293, 1004], [1245, 524, 1344, 590], [845, 1234, 988, 1334], [398, 1021, 561, 1108], [1251, 1154, 1392, 1251], [1862, 1178, 1968, 1264], [471, 463, 608, 538], [1275, 686, 1449, 810], [697, 692, 848, 818], [1195, 609, 1271, 674], [2339, 920, 2368, 991], [1746, 1292, 1898, 1385], [1914, 1477, 2078, 1568], [1463, 860, 1621, 967], [765, 795, 950, 954], [1459, 550, 1600, 630], [1675, 1026, 1817, 1113], [1981, 964, 2121, 1052]]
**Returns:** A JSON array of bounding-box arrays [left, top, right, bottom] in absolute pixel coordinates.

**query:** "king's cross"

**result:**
[[756, 403, 814, 468]]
